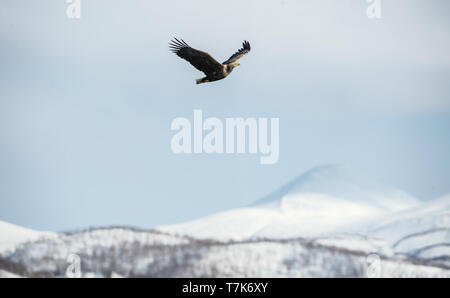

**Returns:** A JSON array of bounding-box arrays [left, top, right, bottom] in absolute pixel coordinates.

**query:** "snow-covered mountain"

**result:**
[[1, 165, 449, 277], [2, 226, 449, 278], [369, 194, 450, 267], [0, 221, 54, 255], [159, 165, 421, 240]]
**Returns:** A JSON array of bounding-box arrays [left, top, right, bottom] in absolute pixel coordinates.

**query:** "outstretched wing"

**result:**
[[169, 38, 223, 75], [222, 40, 251, 64]]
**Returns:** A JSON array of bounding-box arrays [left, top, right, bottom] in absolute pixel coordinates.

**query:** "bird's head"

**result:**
[[226, 62, 241, 73]]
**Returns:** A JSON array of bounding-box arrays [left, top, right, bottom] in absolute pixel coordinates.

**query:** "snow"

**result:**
[[157, 165, 450, 269], [7, 232, 450, 278], [162, 193, 391, 240], [416, 245, 450, 260], [371, 195, 450, 241], [1, 165, 449, 277], [0, 269, 23, 278], [311, 233, 392, 255], [0, 220, 55, 255], [393, 229, 450, 254], [254, 165, 420, 211], [366, 194, 450, 265], [159, 165, 421, 240]]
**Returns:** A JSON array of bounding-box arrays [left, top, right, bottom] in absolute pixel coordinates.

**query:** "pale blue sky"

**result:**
[[1, 0, 450, 231]]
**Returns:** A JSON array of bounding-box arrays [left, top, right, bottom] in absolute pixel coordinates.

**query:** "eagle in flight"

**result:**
[[169, 38, 251, 84]]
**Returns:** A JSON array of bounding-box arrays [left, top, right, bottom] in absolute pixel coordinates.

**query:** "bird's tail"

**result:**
[[196, 78, 208, 84]]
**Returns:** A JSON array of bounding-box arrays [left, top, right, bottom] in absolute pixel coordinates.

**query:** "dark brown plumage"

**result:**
[[169, 38, 251, 84]]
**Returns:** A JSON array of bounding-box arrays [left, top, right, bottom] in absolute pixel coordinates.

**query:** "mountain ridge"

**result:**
[[159, 165, 421, 240]]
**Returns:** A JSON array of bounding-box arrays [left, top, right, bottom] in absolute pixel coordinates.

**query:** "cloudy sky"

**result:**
[[1, 0, 450, 231]]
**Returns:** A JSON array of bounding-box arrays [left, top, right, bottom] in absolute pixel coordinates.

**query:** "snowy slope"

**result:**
[[370, 194, 450, 265], [1, 165, 448, 277], [0, 221, 54, 255], [1, 193, 449, 277], [253, 165, 419, 210], [159, 165, 421, 240], [0, 269, 22, 278], [4, 229, 450, 278]]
